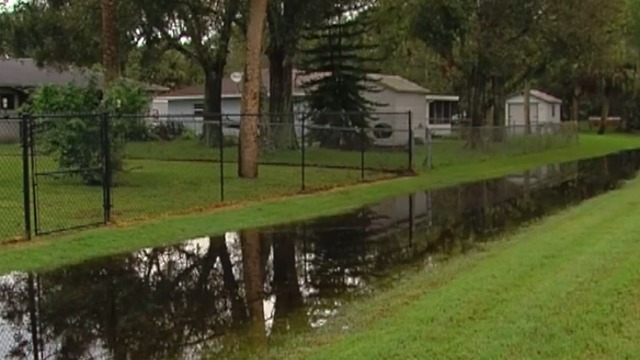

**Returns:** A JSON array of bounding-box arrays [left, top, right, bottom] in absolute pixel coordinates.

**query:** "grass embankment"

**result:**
[[259, 174, 640, 360], [0, 133, 637, 274]]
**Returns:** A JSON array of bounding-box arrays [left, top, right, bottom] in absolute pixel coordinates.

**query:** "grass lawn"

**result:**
[[0, 133, 636, 274], [124, 132, 575, 171], [0, 132, 575, 240], [0, 153, 378, 240], [255, 175, 640, 360]]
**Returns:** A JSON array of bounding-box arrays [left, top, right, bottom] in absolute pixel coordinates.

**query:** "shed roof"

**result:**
[[507, 89, 562, 104], [160, 69, 429, 98], [0, 58, 169, 93]]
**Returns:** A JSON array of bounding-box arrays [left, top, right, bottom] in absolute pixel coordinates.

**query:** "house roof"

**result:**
[[508, 89, 562, 104], [0, 58, 169, 93], [159, 69, 429, 98]]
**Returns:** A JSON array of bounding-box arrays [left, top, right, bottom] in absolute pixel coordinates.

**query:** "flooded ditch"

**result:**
[[1, 149, 639, 359]]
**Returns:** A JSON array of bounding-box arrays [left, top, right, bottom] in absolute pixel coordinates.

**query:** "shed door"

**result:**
[[508, 103, 539, 126]]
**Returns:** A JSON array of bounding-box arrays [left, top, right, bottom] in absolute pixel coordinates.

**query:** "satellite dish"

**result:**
[[230, 72, 243, 84]]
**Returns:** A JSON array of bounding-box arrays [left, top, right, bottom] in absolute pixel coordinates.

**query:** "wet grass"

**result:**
[[0, 133, 573, 241], [0, 154, 376, 240], [0, 133, 637, 274], [257, 175, 640, 360], [124, 133, 575, 170]]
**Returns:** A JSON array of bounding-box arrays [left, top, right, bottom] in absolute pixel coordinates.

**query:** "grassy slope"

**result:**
[[0, 134, 637, 274], [261, 175, 640, 360]]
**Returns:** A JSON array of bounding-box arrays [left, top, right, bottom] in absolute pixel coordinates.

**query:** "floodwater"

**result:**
[[0, 150, 639, 360]]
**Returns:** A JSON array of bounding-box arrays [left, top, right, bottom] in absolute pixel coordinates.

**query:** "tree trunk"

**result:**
[[241, 229, 266, 349], [203, 67, 223, 147], [524, 80, 531, 134], [269, 49, 297, 149], [101, 0, 119, 85], [571, 84, 581, 122], [238, 0, 268, 178], [598, 82, 611, 135]]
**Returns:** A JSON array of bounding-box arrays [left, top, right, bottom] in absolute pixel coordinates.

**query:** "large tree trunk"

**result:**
[[101, 0, 119, 85], [203, 67, 223, 147], [238, 0, 268, 178], [269, 49, 297, 149]]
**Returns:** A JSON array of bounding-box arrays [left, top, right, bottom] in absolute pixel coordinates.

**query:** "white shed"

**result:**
[[505, 89, 562, 126]]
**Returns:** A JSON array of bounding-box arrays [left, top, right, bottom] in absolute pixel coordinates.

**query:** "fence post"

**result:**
[[425, 127, 433, 170], [21, 114, 31, 240], [101, 112, 112, 224], [301, 116, 306, 191], [408, 111, 413, 172], [219, 116, 225, 202], [360, 127, 365, 181]]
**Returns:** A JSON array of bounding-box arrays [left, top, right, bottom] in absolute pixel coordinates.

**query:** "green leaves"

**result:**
[[26, 81, 149, 185]]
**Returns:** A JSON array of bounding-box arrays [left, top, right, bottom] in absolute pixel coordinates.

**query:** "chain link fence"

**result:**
[[0, 116, 26, 242], [0, 112, 581, 243], [422, 122, 580, 169]]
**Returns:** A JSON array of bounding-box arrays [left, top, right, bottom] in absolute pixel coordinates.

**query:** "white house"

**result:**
[[505, 89, 562, 127], [151, 70, 429, 147]]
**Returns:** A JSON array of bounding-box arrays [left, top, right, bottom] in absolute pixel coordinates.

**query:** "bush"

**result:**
[[150, 120, 185, 140], [24, 77, 150, 185]]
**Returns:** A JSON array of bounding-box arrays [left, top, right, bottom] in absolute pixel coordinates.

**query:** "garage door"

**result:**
[[508, 103, 539, 126]]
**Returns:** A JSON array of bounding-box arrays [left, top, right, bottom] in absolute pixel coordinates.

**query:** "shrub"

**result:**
[[24, 77, 150, 185], [150, 120, 185, 140]]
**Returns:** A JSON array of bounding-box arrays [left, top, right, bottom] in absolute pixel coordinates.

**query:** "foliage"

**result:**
[[7, 0, 141, 70], [24, 79, 150, 185], [150, 120, 186, 141], [299, 6, 382, 149], [410, 0, 548, 130], [137, 0, 244, 147], [124, 48, 204, 90]]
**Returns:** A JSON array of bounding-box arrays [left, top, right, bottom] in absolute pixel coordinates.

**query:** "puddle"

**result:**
[[0, 150, 639, 359]]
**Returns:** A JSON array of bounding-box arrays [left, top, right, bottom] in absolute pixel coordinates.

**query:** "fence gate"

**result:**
[[28, 114, 111, 236]]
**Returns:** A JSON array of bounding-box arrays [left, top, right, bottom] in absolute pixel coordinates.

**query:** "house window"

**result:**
[[0, 94, 15, 110], [552, 104, 556, 117], [193, 103, 204, 116]]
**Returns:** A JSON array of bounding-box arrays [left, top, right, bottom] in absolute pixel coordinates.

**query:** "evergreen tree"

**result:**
[[299, 7, 382, 149]]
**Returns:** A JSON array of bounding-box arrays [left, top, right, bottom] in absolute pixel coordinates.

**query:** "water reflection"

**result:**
[[0, 150, 639, 359]]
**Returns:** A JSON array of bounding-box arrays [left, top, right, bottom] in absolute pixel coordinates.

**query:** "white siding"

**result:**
[[505, 94, 561, 125], [156, 88, 428, 146]]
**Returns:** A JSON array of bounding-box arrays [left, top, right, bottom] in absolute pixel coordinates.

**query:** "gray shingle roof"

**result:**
[[160, 69, 429, 97], [0, 58, 168, 92], [508, 89, 562, 104]]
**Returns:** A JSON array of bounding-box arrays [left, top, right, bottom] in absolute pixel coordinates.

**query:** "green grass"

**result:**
[[0, 131, 575, 240], [0, 155, 376, 240], [0, 133, 636, 274], [124, 131, 576, 171], [254, 175, 640, 360]]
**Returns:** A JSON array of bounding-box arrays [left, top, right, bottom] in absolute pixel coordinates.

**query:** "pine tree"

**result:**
[[299, 7, 382, 149]]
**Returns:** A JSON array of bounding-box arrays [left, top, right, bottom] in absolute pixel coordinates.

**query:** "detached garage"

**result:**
[[505, 89, 562, 127]]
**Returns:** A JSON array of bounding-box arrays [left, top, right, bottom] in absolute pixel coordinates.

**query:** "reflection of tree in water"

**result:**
[[2, 153, 636, 360], [0, 237, 255, 360]]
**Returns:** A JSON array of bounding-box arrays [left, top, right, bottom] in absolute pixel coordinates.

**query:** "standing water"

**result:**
[[0, 150, 639, 359]]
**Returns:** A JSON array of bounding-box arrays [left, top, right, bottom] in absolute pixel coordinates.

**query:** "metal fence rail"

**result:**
[[0, 112, 579, 243], [0, 111, 415, 241]]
